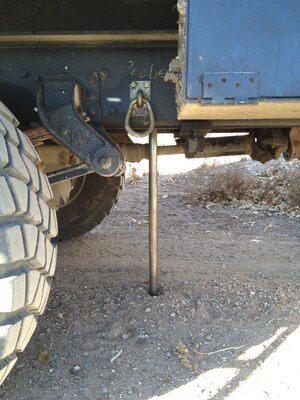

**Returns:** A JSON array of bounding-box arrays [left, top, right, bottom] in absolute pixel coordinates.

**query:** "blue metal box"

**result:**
[[180, 0, 300, 120]]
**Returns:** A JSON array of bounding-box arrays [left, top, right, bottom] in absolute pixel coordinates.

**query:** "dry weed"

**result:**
[[287, 167, 300, 207], [191, 165, 254, 204], [187, 160, 300, 214], [128, 167, 141, 185]]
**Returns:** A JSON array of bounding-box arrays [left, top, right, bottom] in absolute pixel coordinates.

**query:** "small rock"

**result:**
[[103, 299, 111, 306], [38, 352, 51, 363], [73, 365, 81, 373], [136, 333, 148, 344]]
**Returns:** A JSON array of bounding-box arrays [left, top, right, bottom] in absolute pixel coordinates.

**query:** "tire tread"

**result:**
[[0, 101, 57, 385]]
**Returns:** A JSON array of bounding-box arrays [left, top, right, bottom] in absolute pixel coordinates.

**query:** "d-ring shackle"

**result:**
[[124, 90, 155, 138]]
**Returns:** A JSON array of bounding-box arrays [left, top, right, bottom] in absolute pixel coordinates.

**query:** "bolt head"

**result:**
[[131, 82, 137, 89], [144, 82, 150, 88], [109, 106, 118, 115], [88, 90, 96, 99], [87, 73, 97, 83], [59, 126, 68, 135], [21, 70, 29, 78], [99, 157, 112, 169], [99, 68, 109, 80]]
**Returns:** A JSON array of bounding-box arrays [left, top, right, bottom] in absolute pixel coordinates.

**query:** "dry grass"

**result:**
[[188, 164, 253, 205], [186, 159, 300, 213], [287, 168, 300, 207], [128, 167, 142, 185], [201, 167, 252, 203]]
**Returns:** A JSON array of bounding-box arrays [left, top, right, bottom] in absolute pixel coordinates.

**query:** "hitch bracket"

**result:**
[[37, 76, 124, 177]]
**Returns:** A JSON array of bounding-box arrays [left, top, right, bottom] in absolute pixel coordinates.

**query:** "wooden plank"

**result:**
[[0, 32, 178, 47], [178, 102, 300, 120]]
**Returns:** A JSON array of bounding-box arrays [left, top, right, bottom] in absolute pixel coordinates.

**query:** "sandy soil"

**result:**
[[1, 159, 300, 400]]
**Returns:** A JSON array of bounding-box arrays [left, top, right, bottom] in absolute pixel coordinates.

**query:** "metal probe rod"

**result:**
[[149, 129, 159, 296]]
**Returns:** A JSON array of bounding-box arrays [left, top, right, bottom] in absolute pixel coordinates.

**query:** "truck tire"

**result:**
[[56, 173, 124, 241], [0, 102, 57, 385]]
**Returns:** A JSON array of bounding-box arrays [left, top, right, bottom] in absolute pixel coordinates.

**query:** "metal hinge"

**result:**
[[201, 72, 260, 104]]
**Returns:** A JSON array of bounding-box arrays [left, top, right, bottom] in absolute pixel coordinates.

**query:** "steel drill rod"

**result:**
[[149, 129, 159, 296]]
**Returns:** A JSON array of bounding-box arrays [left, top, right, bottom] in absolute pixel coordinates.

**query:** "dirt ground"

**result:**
[[1, 158, 300, 400]]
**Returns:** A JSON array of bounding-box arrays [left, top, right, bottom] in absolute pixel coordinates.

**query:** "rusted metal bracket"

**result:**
[[130, 81, 151, 103], [47, 163, 92, 185], [185, 129, 290, 164], [185, 135, 252, 158], [125, 81, 154, 138], [37, 75, 124, 177]]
